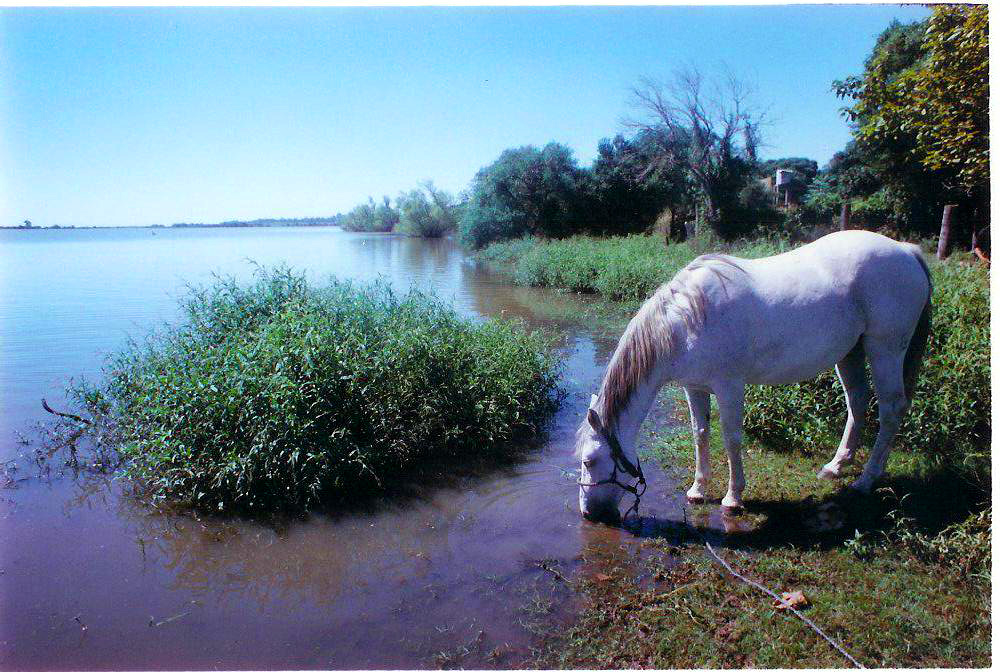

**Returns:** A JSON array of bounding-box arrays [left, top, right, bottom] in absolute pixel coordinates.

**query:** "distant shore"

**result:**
[[2, 218, 344, 231]]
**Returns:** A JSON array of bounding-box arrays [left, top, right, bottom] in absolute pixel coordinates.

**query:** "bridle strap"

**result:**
[[577, 427, 647, 522]]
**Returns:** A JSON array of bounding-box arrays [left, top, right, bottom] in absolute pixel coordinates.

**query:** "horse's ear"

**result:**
[[587, 407, 604, 434], [590, 394, 599, 408]]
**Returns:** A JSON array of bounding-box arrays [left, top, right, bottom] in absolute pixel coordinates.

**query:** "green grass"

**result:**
[[475, 233, 789, 303], [533, 389, 991, 668], [72, 266, 560, 514], [489, 233, 990, 667], [534, 535, 989, 668]]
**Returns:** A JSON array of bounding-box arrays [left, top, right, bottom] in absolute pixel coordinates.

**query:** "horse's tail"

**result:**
[[903, 244, 933, 401]]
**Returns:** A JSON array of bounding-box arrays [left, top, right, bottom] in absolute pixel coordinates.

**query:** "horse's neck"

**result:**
[[607, 373, 667, 459]]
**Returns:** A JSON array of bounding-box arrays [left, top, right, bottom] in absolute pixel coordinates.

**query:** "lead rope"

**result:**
[[698, 532, 864, 669]]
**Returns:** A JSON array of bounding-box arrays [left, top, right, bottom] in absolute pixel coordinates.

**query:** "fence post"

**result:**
[[839, 202, 851, 231], [937, 204, 956, 260]]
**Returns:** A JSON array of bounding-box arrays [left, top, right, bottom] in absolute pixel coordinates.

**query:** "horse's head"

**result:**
[[575, 395, 627, 525]]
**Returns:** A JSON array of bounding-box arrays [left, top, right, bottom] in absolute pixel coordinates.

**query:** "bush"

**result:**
[[744, 258, 990, 490], [73, 268, 560, 513], [459, 143, 587, 249], [397, 182, 456, 238], [342, 196, 398, 232]]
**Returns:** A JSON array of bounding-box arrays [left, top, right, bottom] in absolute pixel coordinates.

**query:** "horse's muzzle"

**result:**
[[582, 504, 622, 526]]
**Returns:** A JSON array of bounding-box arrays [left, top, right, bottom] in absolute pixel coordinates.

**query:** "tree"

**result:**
[[459, 143, 586, 248], [372, 196, 399, 233], [342, 198, 377, 232], [833, 6, 988, 239], [397, 181, 456, 238], [627, 68, 768, 238], [585, 130, 694, 237]]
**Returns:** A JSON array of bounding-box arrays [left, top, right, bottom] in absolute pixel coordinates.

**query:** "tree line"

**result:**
[[458, 4, 987, 253]]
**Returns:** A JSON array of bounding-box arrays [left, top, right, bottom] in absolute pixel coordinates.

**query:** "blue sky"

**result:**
[[1, 5, 930, 227]]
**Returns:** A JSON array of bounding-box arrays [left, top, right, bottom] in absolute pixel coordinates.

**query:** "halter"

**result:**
[[577, 428, 647, 522]]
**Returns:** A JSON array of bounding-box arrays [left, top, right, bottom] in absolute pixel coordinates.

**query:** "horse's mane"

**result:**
[[596, 254, 744, 430]]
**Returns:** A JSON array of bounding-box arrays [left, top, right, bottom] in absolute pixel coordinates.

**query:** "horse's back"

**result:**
[[789, 231, 930, 334], [676, 231, 930, 386]]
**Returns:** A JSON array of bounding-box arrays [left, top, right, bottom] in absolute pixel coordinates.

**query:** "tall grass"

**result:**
[[73, 267, 560, 513], [476, 234, 787, 302]]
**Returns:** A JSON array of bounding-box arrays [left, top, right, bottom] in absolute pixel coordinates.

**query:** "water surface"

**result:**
[[0, 227, 686, 669]]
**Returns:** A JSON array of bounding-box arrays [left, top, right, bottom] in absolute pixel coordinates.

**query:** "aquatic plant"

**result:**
[[73, 267, 560, 513]]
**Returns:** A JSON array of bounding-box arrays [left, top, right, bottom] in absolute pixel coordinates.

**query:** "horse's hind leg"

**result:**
[[852, 341, 909, 493], [685, 388, 712, 503], [715, 382, 746, 513], [818, 340, 870, 480]]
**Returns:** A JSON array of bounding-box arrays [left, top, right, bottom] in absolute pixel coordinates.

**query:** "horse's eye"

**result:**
[[583, 459, 595, 468]]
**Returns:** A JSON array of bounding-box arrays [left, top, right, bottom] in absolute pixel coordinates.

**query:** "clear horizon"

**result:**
[[2, 5, 930, 228]]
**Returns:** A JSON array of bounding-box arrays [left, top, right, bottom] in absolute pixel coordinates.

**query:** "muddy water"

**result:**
[[0, 228, 686, 669]]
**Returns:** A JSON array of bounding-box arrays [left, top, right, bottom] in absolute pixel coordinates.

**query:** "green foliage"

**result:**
[[397, 181, 456, 238], [478, 235, 681, 302], [584, 131, 694, 236], [341, 196, 399, 233], [836, 7, 987, 196], [459, 143, 587, 249], [73, 267, 560, 513], [372, 196, 400, 232], [912, 6, 989, 192], [744, 258, 990, 490], [476, 234, 786, 303], [830, 7, 988, 237]]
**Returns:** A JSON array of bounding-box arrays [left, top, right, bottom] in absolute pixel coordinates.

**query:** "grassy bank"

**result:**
[[533, 395, 990, 668], [478, 234, 991, 668], [72, 267, 560, 514], [476, 234, 791, 302]]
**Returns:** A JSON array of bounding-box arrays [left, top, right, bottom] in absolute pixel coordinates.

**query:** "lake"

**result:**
[[0, 227, 686, 669]]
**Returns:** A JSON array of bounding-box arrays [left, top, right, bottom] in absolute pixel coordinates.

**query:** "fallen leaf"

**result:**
[[774, 590, 810, 611], [715, 620, 742, 642]]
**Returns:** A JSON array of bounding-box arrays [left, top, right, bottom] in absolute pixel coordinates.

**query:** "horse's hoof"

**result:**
[[849, 479, 873, 494], [817, 466, 839, 480], [720, 504, 745, 516], [686, 494, 707, 505]]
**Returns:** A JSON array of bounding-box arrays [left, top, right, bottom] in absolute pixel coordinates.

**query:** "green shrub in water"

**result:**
[[74, 267, 560, 513], [744, 259, 990, 490]]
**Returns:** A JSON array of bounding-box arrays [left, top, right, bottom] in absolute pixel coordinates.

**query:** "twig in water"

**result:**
[[41, 399, 91, 425], [535, 560, 574, 586], [150, 611, 190, 627]]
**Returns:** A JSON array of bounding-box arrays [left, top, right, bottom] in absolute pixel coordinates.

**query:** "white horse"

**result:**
[[576, 230, 932, 524]]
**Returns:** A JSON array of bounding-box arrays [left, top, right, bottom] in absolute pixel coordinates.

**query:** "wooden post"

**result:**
[[839, 202, 851, 231], [937, 204, 956, 260]]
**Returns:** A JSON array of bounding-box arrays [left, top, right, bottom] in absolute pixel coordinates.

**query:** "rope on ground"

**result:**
[[703, 540, 865, 669]]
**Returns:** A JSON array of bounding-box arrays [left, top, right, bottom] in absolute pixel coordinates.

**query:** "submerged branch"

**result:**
[[41, 398, 92, 425]]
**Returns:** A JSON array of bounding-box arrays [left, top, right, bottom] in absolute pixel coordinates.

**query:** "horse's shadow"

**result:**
[[630, 467, 986, 552]]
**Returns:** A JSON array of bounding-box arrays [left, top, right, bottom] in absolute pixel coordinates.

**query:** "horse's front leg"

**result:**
[[715, 382, 746, 513], [684, 387, 712, 503]]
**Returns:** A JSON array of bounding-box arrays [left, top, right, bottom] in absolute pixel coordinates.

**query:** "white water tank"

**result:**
[[775, 169, 794, 187]]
